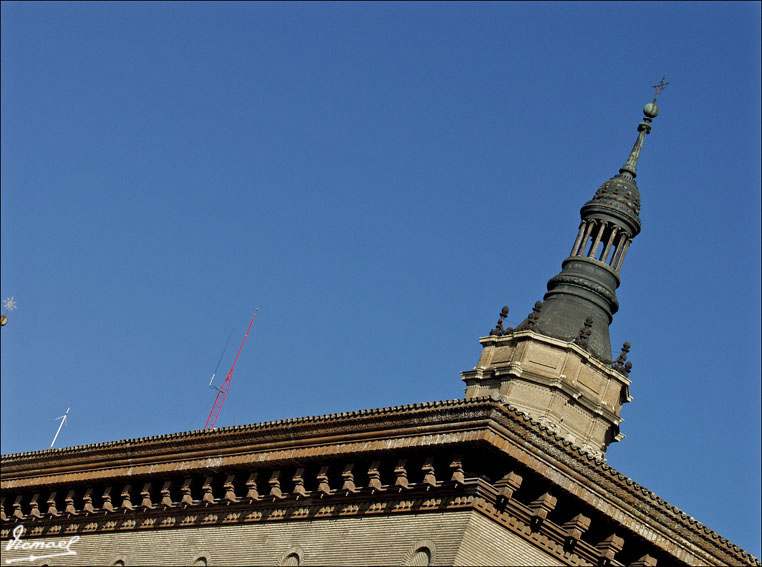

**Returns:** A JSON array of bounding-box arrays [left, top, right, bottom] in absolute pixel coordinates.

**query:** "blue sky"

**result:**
[[2, 1, 760, 557]]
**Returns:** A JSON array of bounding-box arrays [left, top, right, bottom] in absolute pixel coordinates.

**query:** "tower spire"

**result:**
[[525, 82, 665, 360], [463, 82, 667, 458]]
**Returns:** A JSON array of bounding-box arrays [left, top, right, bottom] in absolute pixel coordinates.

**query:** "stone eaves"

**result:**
[[1, 397, 758, 566]]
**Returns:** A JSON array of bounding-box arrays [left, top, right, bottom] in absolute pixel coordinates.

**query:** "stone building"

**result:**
[[1, 97, 759, 566]]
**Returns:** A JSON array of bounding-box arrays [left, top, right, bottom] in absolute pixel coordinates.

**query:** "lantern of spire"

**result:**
[[528, 82, 665, 360]]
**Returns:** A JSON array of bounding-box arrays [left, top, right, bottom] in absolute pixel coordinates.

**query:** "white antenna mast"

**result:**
[[50, 408, 70, 449]]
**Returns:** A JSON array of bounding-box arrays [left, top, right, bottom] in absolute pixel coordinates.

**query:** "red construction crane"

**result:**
[[204, 309, 258, 429]]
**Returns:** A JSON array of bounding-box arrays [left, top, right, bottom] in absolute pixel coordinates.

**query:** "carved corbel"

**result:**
[[81, 488, 95, 515], [421, 457, 437, 489], [46, 492, 59, 517], [245, 473, 260, 502], [160, 481, 174, 509], [28, 494, 43, 519], [529, 492, 557, 528], [394, 459, 409, 491], [292, 468, 307, 499], [223, 474, 238, 504], [269, 470, 283, 500], [316, 466, 332, 497], [12, 495, 25, 520], [201, 476, 216, 506], [367, 461, 384, 493], [596, 533, 624, 566], [180, 478, 194, 508], [0, 496, 6, 522], [562, 513, 591, 551], [449, 456, 465, 486], [494, 471, 523, 507], [139, 483, 154, 510], [64, 490, 78, 516], [341, 463, 358, 495], [120, 485, 133, 511], [101, 486, 114, 513], [629, 554, 657, 567]]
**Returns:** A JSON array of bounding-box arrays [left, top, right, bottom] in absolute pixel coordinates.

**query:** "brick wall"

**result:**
[[456, 512, 565, 566], [4, 510, 561, 566]]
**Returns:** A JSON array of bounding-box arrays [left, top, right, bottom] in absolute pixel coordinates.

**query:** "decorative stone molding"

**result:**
[[537, 416, 562, 435], [580, 443, 605, 461], [0, 398, 757, 567]]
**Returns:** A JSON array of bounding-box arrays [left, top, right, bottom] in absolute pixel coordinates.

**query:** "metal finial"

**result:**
[[574, 316, 594, 349], [619, 79, 666, 179], [490, 306, 512, 336], [1, 297, 17, 327], [651, 75, 669, 102]]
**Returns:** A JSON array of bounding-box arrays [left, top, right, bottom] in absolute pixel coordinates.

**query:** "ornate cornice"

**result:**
[[0, 479, 604, 566], [2, 398, 758, 566]]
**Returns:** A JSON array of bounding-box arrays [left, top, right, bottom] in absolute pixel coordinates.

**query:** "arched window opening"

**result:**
[[409, 547, 431, 566]]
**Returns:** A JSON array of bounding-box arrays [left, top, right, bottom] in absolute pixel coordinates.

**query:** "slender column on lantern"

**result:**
[[614, 239, 632, 272], [609, 232, 627, 268], [600, 226, 619, 262], [571, 222, 587, 256], [576, 221, 595, 256], [587, 221, 606, 258]]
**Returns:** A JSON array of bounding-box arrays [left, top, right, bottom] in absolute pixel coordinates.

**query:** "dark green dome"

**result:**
[[591, 175, 641, 215], [579, 174, 642, 238]]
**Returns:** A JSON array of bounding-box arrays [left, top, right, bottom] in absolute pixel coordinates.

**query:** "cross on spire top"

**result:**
[[652, 75, 669, 102]]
